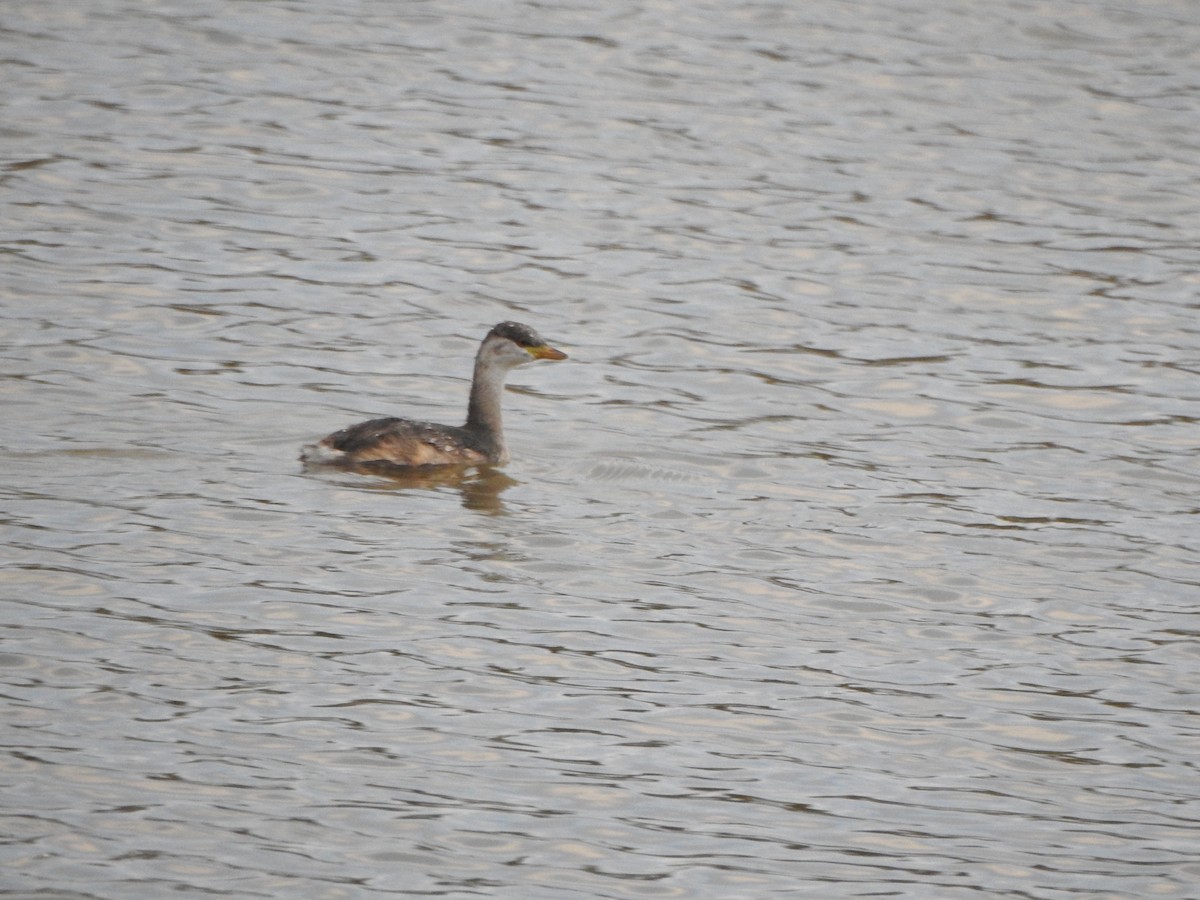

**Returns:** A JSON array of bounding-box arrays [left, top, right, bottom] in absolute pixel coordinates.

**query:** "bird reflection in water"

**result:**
[[314, 463, 519, 514]]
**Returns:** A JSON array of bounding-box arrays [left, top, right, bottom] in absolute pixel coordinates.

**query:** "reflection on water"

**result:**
[[308, 463, 520, 514], [4, 0, 1200, 897]]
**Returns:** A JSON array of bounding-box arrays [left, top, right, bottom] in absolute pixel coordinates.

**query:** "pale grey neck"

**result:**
[[465, 354, 508, 458]]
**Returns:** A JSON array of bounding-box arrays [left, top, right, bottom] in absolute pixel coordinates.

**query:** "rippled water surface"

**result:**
[[4, 1, 1199, 897]]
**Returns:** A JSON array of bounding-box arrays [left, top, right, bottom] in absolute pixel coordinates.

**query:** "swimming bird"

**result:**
[[300, 321, 566, 470]]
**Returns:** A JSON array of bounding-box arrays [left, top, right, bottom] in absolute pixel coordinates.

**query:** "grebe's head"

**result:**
[[480, 321, 568, 368]]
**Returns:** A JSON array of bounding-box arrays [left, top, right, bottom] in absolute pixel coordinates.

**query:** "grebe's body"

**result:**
[[301, 321, 565, 470]]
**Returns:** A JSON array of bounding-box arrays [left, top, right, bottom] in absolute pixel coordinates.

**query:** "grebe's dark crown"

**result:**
[[488, 321, 545, 348]]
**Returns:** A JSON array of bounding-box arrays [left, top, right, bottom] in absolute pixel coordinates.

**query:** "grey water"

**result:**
[[3, 1, 1199, 897]]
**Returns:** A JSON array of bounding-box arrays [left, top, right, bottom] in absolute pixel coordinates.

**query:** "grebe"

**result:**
[[300, 321, 567, 469]]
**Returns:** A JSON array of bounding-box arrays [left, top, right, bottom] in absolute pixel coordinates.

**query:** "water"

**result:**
[[4, 0, 1199, 897]]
